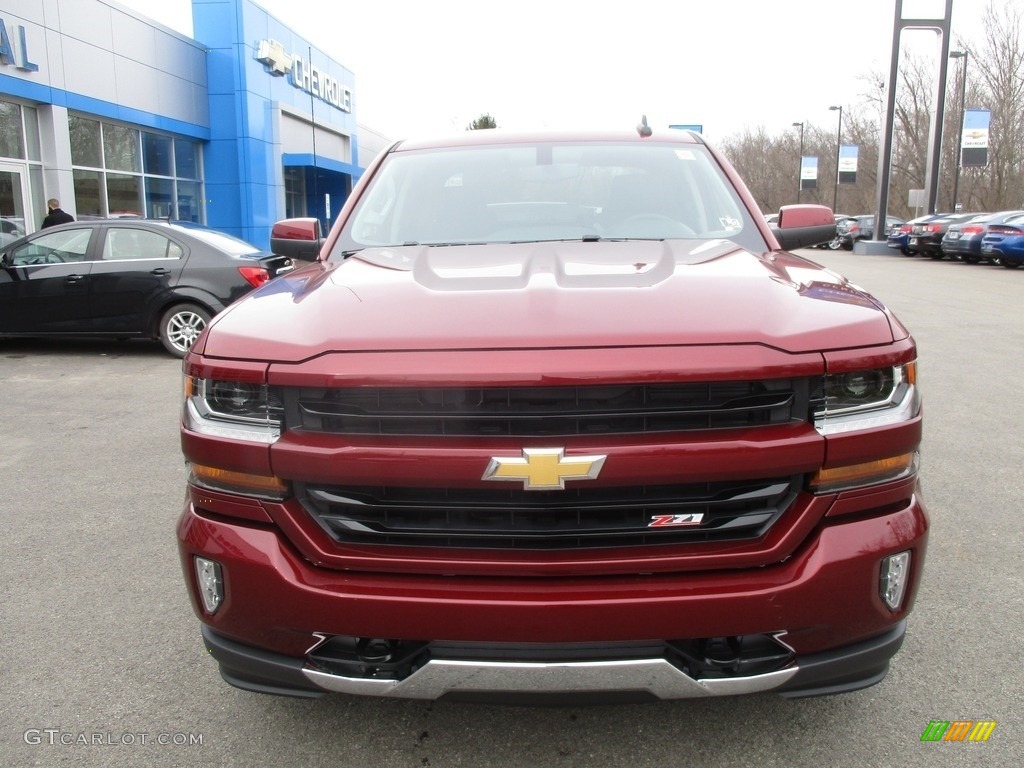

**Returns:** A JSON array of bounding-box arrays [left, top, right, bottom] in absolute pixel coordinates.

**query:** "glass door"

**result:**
[[0, 162, 31, 247]]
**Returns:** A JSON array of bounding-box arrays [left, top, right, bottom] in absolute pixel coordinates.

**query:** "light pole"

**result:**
[[792, 121, 805, 203], [949, 49, 969, 212], [829, 105, 843, 211]]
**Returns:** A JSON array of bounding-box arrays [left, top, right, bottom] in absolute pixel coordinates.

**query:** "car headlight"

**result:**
[[183, 376, 283, 443], [813, 362, 919, 435]]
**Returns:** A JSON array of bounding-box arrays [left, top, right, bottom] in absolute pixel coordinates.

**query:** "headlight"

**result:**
[[183, 375, 283, 443], [813, 362, 919, 435]]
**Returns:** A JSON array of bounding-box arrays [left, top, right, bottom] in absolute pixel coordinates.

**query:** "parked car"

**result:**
[[177, 127, 927, 703], [942, 210, 1024, 263], [816, 214, 852, 249], [0, 219, 292, 356], [887, 214, 942, 256], [836, 214, 905, 249], [981, 212, 1024, 268], [908, 212, 983, 259]]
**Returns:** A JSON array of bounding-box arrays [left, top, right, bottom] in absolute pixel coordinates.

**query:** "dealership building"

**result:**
[[0, 0, 388, 248]]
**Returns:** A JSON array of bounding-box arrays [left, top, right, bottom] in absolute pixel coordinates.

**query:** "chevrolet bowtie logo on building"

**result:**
[[255, 39, 292, 76], [483, 448, 607, 490]]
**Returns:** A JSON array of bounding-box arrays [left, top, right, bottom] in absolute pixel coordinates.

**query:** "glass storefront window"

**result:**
[[106, 173, 142, 216], [103, 124, 140, 173], [174, 139, 199, 179], [24, 106, 41, 162], [176, 180, 201, 222], [70, 116, 203, 222], [284, 167, 305, 218], [143, 132, 172, 177], [146, 177, 174, 218], [0, 100, 25, 159], [72, 170, 103, 217], [70, 116, 103, 168], [29, 165, 46, 224]]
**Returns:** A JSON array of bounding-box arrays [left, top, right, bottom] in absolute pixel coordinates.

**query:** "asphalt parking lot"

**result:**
[[1, 248, 1020, 768]]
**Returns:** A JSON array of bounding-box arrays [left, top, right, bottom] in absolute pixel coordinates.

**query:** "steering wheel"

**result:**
[[27, 253, 64, 265]]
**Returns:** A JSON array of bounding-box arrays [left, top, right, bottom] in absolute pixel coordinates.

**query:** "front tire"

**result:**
[[159, 303, 211, 357], [1000, 258, 1020, 269]]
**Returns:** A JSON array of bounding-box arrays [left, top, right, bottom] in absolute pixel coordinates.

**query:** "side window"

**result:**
[[103, 228, 179, 261], [10, 228, 93, 265]]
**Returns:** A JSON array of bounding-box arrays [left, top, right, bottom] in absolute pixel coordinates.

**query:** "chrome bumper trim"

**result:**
[[302, 658, 798, 700]]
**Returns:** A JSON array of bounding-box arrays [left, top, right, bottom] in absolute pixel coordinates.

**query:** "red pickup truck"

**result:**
[[176, 128, 927, 702]]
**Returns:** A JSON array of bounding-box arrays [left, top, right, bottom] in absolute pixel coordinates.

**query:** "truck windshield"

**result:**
[[339, 141, 762, 252]]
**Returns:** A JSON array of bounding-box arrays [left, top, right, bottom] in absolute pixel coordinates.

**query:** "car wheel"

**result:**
[[1000, 258, 1020, 270], [828, 238, 842, 250], [963, 255, 979, 264], [159, 303, 211, 357]]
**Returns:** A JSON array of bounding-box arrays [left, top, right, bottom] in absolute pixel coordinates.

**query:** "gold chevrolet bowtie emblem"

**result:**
[[482, 448, 607, 490]]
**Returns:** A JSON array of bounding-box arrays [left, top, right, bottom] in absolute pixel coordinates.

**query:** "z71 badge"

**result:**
[[649, 513, 705, 528]]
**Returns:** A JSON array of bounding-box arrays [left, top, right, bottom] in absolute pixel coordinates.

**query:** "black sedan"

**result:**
[[836, 214, 905, 249], [0, 220, 292, 356], [908, 212, 981, 259]]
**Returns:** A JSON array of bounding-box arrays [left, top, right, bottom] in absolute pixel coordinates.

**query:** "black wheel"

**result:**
[[963, 255, 980, 264], [159, 303, 211, 357], [1000, 258, 1020, 269]]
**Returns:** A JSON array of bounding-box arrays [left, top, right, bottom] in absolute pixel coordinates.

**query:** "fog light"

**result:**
[[880, 551, 911, 611], [194, 557, 224, 614]]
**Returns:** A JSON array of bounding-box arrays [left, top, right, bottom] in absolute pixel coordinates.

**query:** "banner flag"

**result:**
[[961, 109, 990, 167], [800, 156, 818, 190], [838, 145, 858, 184]]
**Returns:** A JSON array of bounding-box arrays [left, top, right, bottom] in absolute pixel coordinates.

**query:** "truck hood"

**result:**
[[200, 240, 900, 362]]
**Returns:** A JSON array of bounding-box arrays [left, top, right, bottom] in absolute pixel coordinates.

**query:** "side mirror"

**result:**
[[770, 204, 837, 250], [270, 218, 324, 261]]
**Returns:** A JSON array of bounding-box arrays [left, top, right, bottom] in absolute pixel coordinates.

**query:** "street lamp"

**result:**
[[792, 121, 805, 203], [829, 105, 843, 211], [949, 50, 969, 212]]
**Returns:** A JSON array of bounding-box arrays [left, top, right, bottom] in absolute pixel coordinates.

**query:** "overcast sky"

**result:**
[[117, 0, 991, 143]]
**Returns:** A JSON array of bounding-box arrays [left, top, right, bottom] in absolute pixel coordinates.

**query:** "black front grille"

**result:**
[[288, 380, 807, 437], [296, 476, 800, 550]]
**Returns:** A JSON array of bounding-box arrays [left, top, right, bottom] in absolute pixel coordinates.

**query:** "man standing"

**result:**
[[41, 198, 74, 229]]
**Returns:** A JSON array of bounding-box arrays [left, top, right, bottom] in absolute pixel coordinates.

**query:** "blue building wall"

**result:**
[[193, 0, 360, 248]]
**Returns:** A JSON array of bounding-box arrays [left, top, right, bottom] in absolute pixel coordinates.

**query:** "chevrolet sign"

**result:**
[[255, 39, 292, 76], [254, 39, 352, 113]]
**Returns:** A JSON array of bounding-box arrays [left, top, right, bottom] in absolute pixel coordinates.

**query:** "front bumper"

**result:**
[[178, 492, 927, 701], [201, 620, 906, 701]]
